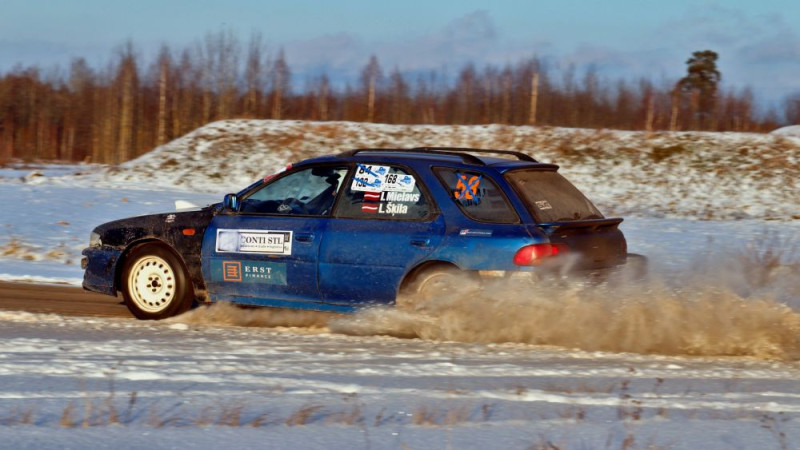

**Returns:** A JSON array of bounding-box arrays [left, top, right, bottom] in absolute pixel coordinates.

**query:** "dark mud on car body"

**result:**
[[82, 208, 215, 298]]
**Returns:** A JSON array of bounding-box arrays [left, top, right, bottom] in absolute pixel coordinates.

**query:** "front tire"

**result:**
[[121, 244, 193, 320]]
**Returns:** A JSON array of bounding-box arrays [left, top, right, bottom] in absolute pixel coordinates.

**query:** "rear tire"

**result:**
[[624, 253, 648, 280], [397, 266, 480, 311], [121, 244, 193, 320]]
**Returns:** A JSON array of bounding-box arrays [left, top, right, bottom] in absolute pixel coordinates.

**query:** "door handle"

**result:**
[[410, 238, 430, 247], [295, 232, 315, 243]]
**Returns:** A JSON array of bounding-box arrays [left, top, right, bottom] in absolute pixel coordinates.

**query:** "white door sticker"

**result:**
[[351, 164, 416, 193], [216, 229, 293, 255], [351, 164, 389, 192]]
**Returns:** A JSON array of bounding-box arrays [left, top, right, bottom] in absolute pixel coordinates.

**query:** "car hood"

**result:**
[[93, 207, 217, 249]]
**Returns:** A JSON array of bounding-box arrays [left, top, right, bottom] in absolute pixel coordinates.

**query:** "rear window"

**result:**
[[435, 168, 519, 223], [505, 170, 603, 223]]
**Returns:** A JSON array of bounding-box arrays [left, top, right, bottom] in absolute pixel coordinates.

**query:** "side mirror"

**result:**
[[222, 193, 239, 212]]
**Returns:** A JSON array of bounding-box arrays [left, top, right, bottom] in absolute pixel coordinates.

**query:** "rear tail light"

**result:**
[[513, 243, 568, 266]]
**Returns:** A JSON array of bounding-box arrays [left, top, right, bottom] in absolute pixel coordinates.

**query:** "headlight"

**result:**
[[89, 231, 102, 248]]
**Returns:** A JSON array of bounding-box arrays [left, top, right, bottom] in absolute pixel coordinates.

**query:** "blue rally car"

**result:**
[[82, 147, 635, 320]]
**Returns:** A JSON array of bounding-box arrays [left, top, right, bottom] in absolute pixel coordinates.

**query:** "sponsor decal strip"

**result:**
[[211, 259, 287, 285], [215, 229, 293, 255], [459, 229, 493, 237]]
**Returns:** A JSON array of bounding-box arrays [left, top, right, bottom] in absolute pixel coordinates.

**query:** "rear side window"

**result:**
[[335, 164, 431, 220], [505, 170, 603, 222], [435, 169, 518, 223]]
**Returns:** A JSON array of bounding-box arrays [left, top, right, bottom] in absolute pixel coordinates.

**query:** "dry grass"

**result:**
[[0, 237, 73, 263], [542, 381, 616, 395], [285, 405, 323, 426], [443, 406, 470, 426], [556, 406, 587, 421], [481, 404, 493, 421], [2, 363, 794, 450], [3, 394, 796, 450], [373, 407, 386, 427], [528, 436, 563, 450], [215, 404, 244, 426], [59, 403, 77, 427], [410, 405, 437, 426], [324, 405, 363, 426], [617, 380, 643, 422], [0, 238, 35, 260], [248, 413, 271, 427], [0, 407, 35, 425]]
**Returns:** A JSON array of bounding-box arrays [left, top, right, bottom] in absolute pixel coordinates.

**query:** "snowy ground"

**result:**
[[1, 121, 800, 448], [0, 175, 217, 285], [1, 309, 799, 450]]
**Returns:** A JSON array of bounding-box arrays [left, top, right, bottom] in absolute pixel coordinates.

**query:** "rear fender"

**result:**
[[399, 260, 463, 295]]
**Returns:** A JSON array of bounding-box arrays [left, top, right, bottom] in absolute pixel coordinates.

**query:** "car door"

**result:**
[[318, 163, 444, 305], [201, 164, 349, 308]]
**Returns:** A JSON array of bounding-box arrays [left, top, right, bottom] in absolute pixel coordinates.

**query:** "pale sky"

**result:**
[[1, 0, 798, 106]]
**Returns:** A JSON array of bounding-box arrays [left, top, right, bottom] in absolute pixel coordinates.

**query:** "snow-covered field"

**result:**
[[1, 308, 799, 450], [1, 121, 799, 448], [82, 119, 800, 220]]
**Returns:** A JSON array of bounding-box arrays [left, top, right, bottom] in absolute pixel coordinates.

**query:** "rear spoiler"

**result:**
[[537, 217, 624, 234]]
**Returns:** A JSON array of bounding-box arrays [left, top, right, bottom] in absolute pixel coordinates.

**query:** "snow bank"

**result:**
[[771, 125, 800, 138], [74, 120, 800, 220]]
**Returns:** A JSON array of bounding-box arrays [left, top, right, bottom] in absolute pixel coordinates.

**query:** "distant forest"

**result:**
[[1, 30, 797, 164]]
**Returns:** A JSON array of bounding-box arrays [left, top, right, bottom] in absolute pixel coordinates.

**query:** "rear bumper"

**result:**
[[478, 253, 646, 282], [81, 247, 123, 297]]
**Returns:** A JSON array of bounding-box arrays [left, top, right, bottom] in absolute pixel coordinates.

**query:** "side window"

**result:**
[[435, 168, 519, 223], [239, 166, 348, 216], [336, 164, 431, 220]]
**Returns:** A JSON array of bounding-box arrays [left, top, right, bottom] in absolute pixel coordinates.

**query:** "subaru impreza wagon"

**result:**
[[82, 147, 638, 320]]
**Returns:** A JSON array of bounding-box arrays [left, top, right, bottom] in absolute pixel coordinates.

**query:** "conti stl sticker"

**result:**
[[215, 229, 293, 255]]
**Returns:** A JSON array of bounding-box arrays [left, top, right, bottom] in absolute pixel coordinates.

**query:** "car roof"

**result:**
[[298, 147, 560, 173]]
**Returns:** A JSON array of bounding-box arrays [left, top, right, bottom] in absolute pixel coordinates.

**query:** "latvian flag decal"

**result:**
[[362, 191, 381, 213]]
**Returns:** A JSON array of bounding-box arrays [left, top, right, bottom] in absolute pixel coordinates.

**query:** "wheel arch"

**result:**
[[399, 260, 463, 295], [114, 238, 193, 297]]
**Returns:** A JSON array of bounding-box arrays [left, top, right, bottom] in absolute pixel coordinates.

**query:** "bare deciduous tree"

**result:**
[[270, 49, 290, 120], [360, 55, 382, 123], [0, 35, 784, 164]]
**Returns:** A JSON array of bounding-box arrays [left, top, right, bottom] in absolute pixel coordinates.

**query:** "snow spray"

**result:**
[[173, 242, 800, 360]]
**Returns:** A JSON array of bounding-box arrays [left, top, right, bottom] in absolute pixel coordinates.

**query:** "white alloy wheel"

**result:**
[[126, 254, 176, 313]]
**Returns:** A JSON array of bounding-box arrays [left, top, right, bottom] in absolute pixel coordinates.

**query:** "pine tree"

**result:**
[[676, 50, 721, 129]]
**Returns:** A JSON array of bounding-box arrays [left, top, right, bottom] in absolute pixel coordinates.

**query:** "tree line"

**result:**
[[0, 31, 792, 163]]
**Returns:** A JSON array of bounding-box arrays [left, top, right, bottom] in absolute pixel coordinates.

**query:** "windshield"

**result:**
[[505, 169, 603, 222]]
